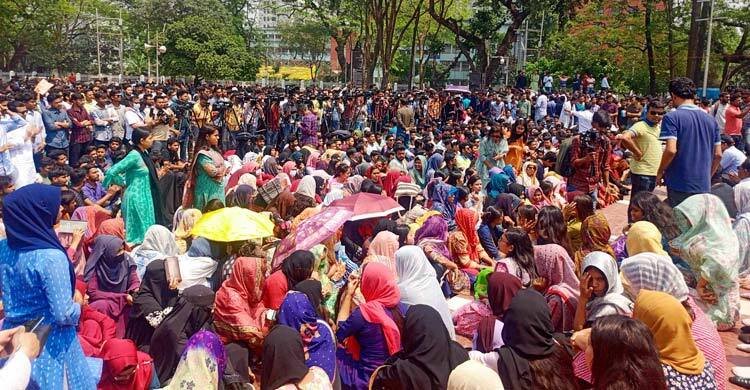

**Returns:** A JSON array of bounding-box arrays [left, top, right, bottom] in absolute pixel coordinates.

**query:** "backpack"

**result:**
[[555, 137, 575, 177]]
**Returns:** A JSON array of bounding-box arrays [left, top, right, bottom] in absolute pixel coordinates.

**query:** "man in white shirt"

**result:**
[[711, 92, 730, 133], [716, 134, 746, 176], [571, 102, 595, 133], [21, 93, 45, 165], [0, 326, 41, 390], [535, 93, 548, 123]]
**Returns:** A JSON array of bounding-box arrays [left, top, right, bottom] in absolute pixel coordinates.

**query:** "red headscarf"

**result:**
[[455, 208, 480, 261], [97, 218, 125, 240], [99, 339, 153, 390], [346, 262, 402, 358], [261, 269, 289, 310], [213, 257, 268, 345], [75, 279, 117, 357]]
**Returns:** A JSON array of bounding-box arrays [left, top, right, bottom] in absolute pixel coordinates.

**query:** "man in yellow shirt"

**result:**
[[616, 99, 666, 195]]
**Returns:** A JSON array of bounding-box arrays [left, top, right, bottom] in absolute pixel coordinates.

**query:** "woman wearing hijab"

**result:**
[[289, 175, 318, 218], [430, 182, 458, 225], [177, 237, 219, 291], [449, 208, 495, 274], [425, 152, 444, 183], [131, 225, 179, 280], [573, 213, 615, 276], [633, 290, 718, 389], [213, 257, 269, 347], [533, 244, 580, 333], [125, 259, 180, 353], [336, 262, 405, 390], [621, 240, 727, 390], [370, 305, 470, 390], [415, 216, 457, 282], [262, 325, 333, 390], [518, 161, 540, 188], [98, 339, 156, 390], [150, 284, 215, 384], [525, 185, 550, 209], [163, 330, 228, 390], [496, 289, 579, 390], [343, 175, 365, 195], [173, 208, 202, 254], [486, 170, 510, 205], [103, 128, 164, 244], [573, 251, 632, 331], [0, 184, 96, 389], [278, 292, 337, 383], [496, 193, 522, 224], [227, 184, 255, 209], [362, 231, 400, 276], [470, 272, 522, 372], [410, 155, 427, 189], [672, 194, 740, 330], [84, 235, 139, 338], [395, 246, 456, 339], [263, 250, 315, 310], [74, 280, 116, 357]]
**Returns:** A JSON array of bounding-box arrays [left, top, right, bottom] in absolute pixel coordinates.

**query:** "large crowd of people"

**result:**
[[0, 73, 749, 389]]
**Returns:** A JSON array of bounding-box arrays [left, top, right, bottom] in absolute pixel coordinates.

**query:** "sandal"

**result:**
[[730, 376, 750, 389]]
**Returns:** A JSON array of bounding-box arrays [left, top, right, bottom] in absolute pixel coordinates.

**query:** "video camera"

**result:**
[[213, 100, 232, 111], [581, 130, 601, 153], [172, 100, 193, 117]]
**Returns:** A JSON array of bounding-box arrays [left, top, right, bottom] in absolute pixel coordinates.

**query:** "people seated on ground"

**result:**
[[130, 225, 179, 280], [83, 234, 139, 338], [125, 259, 180, 353], [262, 325, 334, 390], [532, 244, 580, 333], [573, 251, 632, 331]]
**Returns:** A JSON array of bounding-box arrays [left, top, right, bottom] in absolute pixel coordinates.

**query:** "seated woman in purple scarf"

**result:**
[[84, 234, 140, 338], [415, 215, 456, 297]]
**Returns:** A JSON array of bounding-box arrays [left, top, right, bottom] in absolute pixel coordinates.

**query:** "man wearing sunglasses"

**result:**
[[616, 99, 666, 195]]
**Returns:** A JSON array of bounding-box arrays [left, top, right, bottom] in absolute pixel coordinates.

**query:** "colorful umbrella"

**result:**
[[191, 207, 275, 242], [273, 206, 354, 267], [329, 192, 404, 221]]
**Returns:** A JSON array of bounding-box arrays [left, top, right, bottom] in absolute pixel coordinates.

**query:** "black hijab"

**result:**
[[261, 325, 310, 390], [282, 250, 315, 288], [497, 289, 556, 390], [126, 259, 180, 352], [372, 305, 469, 390], [293, 279, 324, 315], [82, 235, 132, 293], [137, 146, 167, 226], [151, 284, 215, 384]]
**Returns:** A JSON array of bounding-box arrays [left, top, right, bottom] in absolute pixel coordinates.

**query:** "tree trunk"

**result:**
[[644, 0, 657, 95], [665, 0, 675, 78], [686, 0, 709, 81], [407, 5, 422, 89], [484, 10, 528, 89], [332, 32, 350, 83], [3, 43, 28, 71]]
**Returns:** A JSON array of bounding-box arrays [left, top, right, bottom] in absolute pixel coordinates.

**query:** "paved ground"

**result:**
[[600, 188, 748, 389]]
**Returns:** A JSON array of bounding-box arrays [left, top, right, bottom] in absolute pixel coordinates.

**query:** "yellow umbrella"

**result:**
[[191, 207, 275, 242]]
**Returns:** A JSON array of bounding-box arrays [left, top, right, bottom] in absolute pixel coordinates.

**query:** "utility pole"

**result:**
[[96, 9, 102, 76], [701, 0, 715, 97]]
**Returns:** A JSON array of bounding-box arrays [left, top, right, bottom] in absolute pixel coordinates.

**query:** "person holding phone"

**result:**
[[0, 326, 41, 390], [0, 184, 96, 389]]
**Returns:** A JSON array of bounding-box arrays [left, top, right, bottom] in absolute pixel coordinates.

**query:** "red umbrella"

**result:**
[[329, 192, 404, 221], [273, 206, 354, 267]]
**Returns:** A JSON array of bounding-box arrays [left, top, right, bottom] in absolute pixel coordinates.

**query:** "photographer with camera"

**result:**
[[567, 110, 612, 209], [144, 94, 177, 156], [244, 97, 264, 137], [193, 94, 212, 129]]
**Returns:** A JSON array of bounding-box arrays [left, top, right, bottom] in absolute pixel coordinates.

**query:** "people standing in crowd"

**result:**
[[658, 77, 722, 207], [617, 99, 665, 195]]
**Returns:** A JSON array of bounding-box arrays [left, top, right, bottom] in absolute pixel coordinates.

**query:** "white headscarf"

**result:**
[[735, 180, 750, 276], [395, 245, 456, 339], [620, 252, 690, 302], [132, 225, 179, 279], [296, 175, 317, 199], [517, 161, 540, 188], [243, 151, 259, 165], [581, 251, 633, 322]]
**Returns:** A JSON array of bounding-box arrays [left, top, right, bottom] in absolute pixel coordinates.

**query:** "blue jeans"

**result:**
[[567, 183, 598, 209], [630, 173, 656, 195]]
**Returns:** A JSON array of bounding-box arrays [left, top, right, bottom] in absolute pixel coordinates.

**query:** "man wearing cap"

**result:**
[[715, 134, 747, 178]]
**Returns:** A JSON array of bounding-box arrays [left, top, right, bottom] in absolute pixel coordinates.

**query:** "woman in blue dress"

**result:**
[[0, 184, 96, 389]]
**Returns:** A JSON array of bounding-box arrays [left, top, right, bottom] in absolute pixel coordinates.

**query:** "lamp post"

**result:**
[[144, 41, 167, 82]]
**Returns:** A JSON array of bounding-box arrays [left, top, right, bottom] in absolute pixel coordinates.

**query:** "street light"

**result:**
[[145, 43, 167, 82]]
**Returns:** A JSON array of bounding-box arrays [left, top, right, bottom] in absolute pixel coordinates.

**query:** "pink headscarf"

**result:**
[[363, 231, 400, 275], [533, 244, 580, 305], [347, 262, 401, 357]]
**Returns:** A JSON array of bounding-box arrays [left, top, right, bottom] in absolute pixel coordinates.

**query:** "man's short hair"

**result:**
[[668, 77, 696, 99]]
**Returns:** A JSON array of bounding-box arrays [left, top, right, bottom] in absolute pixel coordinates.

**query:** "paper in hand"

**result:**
[[34, 79, 54, 96]]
